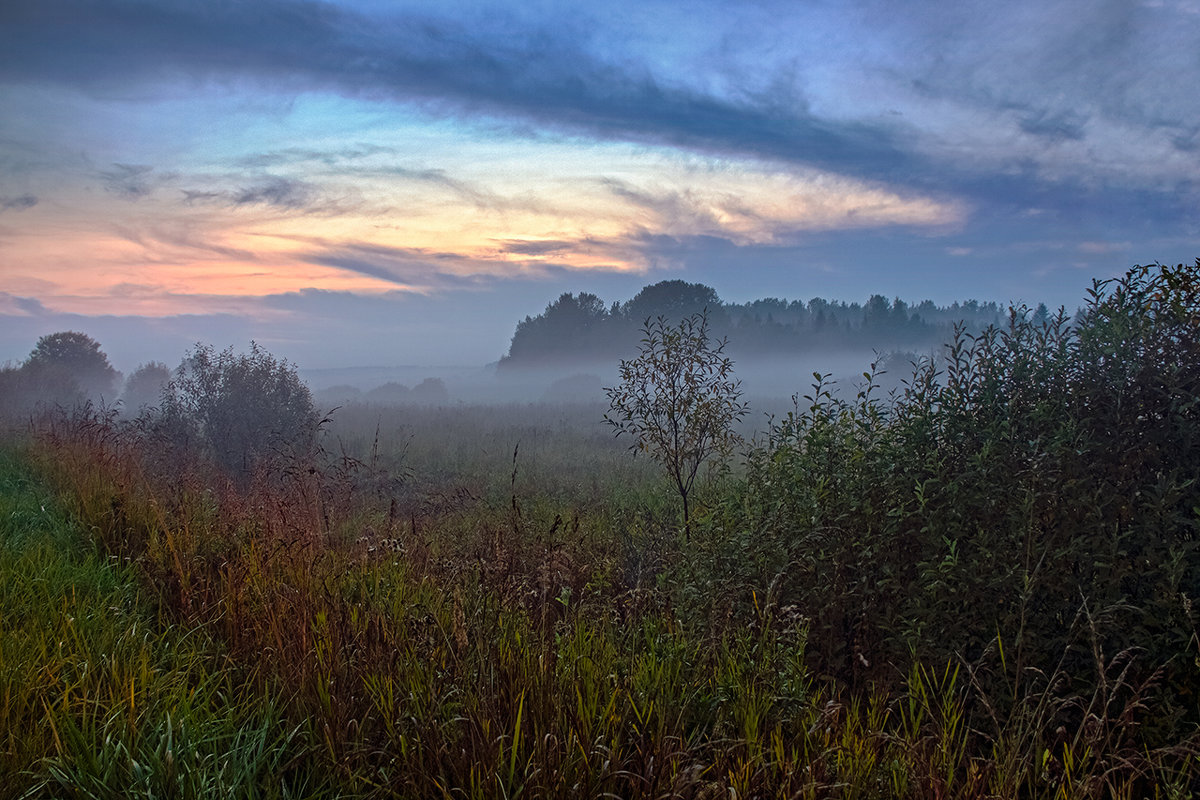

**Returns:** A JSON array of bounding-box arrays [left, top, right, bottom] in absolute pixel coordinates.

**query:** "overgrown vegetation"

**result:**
[[0, 448, 329, 798], [1, 262, 1198, 797]]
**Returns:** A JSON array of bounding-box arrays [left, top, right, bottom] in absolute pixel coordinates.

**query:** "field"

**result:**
[[2, 264, 1199, 798]]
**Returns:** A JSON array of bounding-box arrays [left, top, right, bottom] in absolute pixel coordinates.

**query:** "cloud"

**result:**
[[496, 239, 579, 256], [233, 176, 312, 209], [0, 292, 47, 317], [0, 194, 37, 211], [182, 178, 315, 210], [598, 170, 963, 245], [300, 238, 634, 292], [110, 223, 261, 263], [1077, 241, 1131, 255], [99, 163, 155, 199], [4, 0, 1196, 230], [181, 175, 364, 216], [0, 1, 912, 181], [1017, 110, 1088, 142], [303, 242, 498, 291], [233, 143, 396, 169]]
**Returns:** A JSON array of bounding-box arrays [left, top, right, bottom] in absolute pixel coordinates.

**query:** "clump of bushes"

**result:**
[[684, 262, 1200, 738], [154, 342, 320, 482]]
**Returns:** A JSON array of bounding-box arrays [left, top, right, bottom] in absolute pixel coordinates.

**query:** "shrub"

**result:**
[[689, 262, 1200, 725], [410, 377, 449, 405], [158, 342, 319, 481]]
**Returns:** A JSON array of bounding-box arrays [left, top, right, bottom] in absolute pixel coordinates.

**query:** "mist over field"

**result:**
[[303, 351, 894, 409]]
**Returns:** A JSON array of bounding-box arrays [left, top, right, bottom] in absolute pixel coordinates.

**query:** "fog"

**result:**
[[303, 346, 920, 425]]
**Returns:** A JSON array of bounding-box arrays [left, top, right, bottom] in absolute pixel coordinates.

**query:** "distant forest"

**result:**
[[500, 280, 1034, 367]]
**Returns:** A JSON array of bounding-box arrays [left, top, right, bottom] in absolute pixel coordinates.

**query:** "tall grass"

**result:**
[[22, 411, 1197, 796], [0, 447, 330, 799]]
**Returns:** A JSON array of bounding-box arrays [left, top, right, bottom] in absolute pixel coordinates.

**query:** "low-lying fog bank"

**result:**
[[303, 347, 931, 424]]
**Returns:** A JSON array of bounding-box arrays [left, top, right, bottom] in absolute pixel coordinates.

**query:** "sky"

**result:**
[[1, 0, 1198, 371]]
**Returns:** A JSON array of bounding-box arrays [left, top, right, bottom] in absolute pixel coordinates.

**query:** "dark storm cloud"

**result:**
[[2, 0, 1196, 235], [0, 194, 37, 211], [0, 0, 913, 182]]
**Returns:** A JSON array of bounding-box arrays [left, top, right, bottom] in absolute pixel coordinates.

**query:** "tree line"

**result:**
[[500, 279, 1022, 367]]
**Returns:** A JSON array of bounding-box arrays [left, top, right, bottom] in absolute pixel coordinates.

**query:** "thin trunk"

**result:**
[[681, 487, 690, 542]]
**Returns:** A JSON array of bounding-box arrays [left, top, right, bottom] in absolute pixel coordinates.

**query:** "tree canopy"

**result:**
[[24, 331, 120, 399], [500, 280, 1005, 368]]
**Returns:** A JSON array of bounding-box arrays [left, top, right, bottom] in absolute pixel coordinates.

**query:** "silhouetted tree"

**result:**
[[504, 291, 617, 365], [24, 331, 119, 400], [501, 281, 1007, 368], [366, 382, 411, 404], [410, 377, 449, 405], [622, 280, 723, 325]]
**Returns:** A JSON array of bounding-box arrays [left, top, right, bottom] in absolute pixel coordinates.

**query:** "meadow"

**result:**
[[2, 263, 1199, 798]]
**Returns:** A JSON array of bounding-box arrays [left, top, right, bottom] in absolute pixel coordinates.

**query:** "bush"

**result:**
[[410, 377, 449, 405], [120, 361, 171, 415], [686, 262, 1200, 726], [158, 343, 319, 481]]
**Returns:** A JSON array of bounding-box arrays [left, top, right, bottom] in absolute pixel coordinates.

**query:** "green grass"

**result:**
[[0, 448, 331, 799]]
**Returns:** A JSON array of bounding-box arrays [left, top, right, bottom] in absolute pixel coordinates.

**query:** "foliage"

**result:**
[[0, 332, 121, 423], [500, 279, 1005, 368], [120, 360, 171, 414], [684, 262, 1200, 736], [504, 291, 616, 364], [0, 447, 327, 799], [21, 391, 1199, 798], [623, 279, 723, 324], [1, 331, 122, 413], [409, 376, 449, 404], [24, 331, 121, 400], [6, 261, 1200, 797], [605, 311, 748, 535], [158, 342, 319, 480]]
